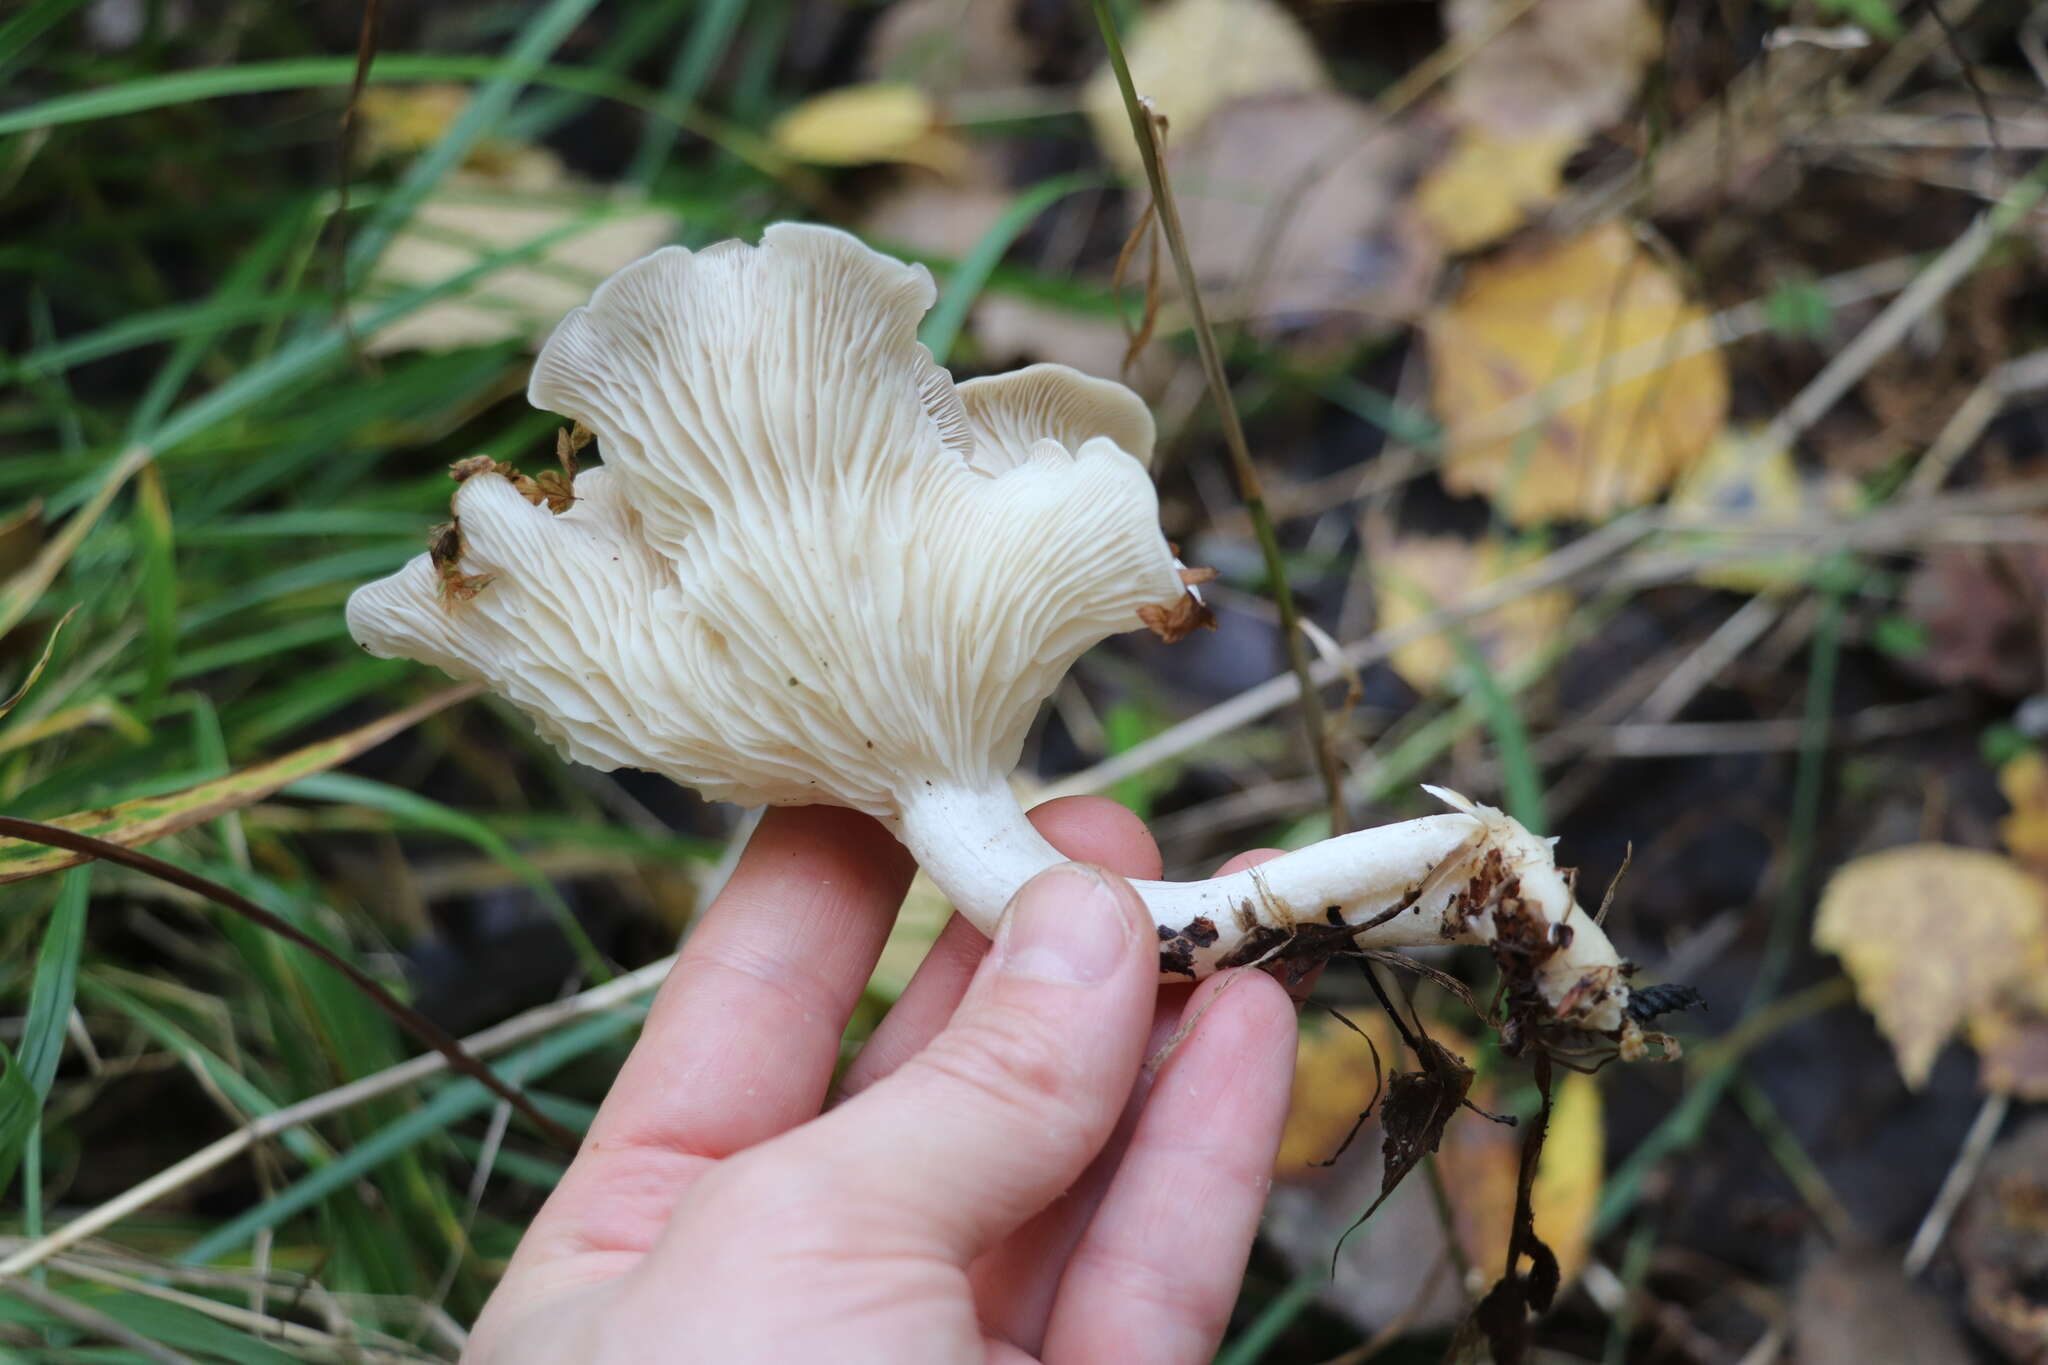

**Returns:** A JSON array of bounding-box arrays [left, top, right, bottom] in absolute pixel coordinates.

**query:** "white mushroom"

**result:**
[[347, 223, 1642, 1044]]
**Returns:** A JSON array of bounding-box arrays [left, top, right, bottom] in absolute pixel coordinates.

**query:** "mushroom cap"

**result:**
[[347, 224, 1190, 817]]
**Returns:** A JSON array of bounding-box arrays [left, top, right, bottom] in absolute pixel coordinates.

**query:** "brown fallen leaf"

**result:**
[[1427, 222, 1729, 525], [1954, 1118, 2048, 1361], [1081, 0, 1328, 176], [1813, 844, 2048, 1089], [354, 86, 677, 356], [861, 164, 1013, 262], [1165, 91, 1443, 335], [1999, 752, 2048, 874], [358, 84, 472, 160], [1793, 1250, 1973, 1365], [1902, 545, 2048, 698], [864, 0, 1035, 96], [1445, 0, 1661, 142], [1374, 533, 1574, 695], [1968, 1007, 2048, 1102]]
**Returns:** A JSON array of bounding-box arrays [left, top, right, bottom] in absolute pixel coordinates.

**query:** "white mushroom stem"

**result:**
[[893, 780, 1631, 1033]]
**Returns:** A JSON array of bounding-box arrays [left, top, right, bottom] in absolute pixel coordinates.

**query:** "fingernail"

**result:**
[[998, 863, 1130, 986]]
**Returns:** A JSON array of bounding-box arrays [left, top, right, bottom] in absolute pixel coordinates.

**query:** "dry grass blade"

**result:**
[[1759, 156, 2048, 453], [1089, 0, 1349, 833], [0, 682, 481, 883], [0, 444, 153, 638], [0, 603, 76, 719], [328, 0, 385, 362], [0, 815, 578, 1151], [14, 1251, 437, 1363]]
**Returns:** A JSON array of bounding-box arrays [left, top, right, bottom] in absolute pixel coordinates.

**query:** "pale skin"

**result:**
[[464, 797, 1300, 1365]]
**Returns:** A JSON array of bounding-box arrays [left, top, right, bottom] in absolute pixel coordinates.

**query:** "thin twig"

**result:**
[[1760, 158, 2048, 454], [1906, 347, 2048, 498], [1088, 0, 1348, 833], [330, 0, 384, 367], [1903, 1091, 2009, 1277]]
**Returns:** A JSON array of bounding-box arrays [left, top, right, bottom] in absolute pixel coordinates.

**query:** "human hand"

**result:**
[[464, 798, 1298, 1364]]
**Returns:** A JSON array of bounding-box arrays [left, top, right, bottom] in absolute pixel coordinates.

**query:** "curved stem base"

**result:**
[[891, 781, 1634, 1037]]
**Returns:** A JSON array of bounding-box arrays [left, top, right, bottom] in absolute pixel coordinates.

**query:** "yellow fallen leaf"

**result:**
[[1814, 845, 2048, 1089], [769, 82, 961, 172], [1443, 1070, 1603, 1287], [1415, 125, 1576, 255], [1375, 534, 1573, 694], [1276, 1011, 1399, 1177], [357, 84, 471, 158], [1530, 1070, 1603, 1285], [356, 84, 561, 185], [1999, 751, 2048, 874], [1427, 222, 1729, 525], [1082, 0, 1328, 175], [1665, 428, 1817, 593]]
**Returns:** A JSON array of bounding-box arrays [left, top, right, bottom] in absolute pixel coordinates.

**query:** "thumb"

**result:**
[[774, 862, 1158, 1261]]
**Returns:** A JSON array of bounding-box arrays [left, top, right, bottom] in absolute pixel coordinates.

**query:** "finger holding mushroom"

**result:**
[[347, 223, 1646, 1051]]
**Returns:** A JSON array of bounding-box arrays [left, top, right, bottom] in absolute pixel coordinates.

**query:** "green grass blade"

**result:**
[[0, 866, 89, 1196], [19, 867, 89, 1096], [130, 467, 177, 708], [0, 1045, 36, 1202], [286, 771, 611, 982], [143, 214, 595, 460], [127, 203, 317, 441], [627, 0, 748, 188], [179, 1006, 638, 1266], [505, 0, 690, 141], [80, 977, 327, 1167], [1444, 625, 1546, 834], [0, 298, 298, 387], [917, 172, 1100, 366], [0, 0, 92, 71], [343, 0, 606, 289], [60, 1291, 296, 1365]]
